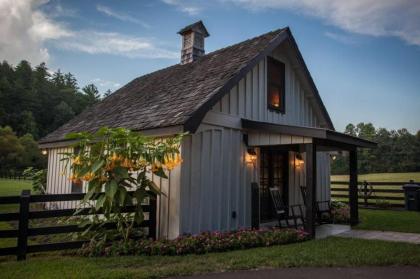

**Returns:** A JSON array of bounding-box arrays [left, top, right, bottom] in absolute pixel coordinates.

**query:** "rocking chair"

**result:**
[[269, 187, 305, 229], [300, 186, 332, 224]]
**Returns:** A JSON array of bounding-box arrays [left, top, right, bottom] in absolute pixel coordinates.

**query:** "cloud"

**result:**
[[324, 32, 360, 45], [0, 0, 178, 65], [162, 0, 201, 15], [56, 31, 178, 59], [0, 0, 72, 65], [96, 4, 150, 28], [91, 78, 121, 89], [224, 0, 420, 46]]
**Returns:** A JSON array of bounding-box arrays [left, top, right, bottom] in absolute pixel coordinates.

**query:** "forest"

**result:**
[[331, 123, 420, 174], [0, 60, 419, 175], [0, 60, 104, 174]]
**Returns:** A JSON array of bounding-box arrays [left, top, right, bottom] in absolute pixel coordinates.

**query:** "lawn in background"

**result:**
[[331, 172, 420, 182], [0, 179, 32, 248], [1, 237, 420, 278], [330, 172, 420, 207], [357, 209, 420, 234]]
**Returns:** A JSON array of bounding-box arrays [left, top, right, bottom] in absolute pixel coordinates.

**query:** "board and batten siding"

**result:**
[[179, 124, 254, 234], [205, 52, 330, 214], [45, 146, 182, 239]]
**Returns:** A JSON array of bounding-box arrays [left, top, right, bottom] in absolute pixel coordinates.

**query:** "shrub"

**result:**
[[78, 228, 309, 257], [331, 201, 350, 223]]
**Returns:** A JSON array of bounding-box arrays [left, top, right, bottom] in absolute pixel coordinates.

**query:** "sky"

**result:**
[[1, 0, 420, 133]]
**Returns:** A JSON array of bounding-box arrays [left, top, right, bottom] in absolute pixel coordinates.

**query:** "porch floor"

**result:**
[[315, 224, 351, 239]]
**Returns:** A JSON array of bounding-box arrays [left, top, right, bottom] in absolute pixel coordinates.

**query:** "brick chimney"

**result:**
[[178, 21, 209, 65]]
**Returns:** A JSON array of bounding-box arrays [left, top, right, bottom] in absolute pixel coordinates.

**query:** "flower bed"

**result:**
[[331, 201, 350, 224], [79, 228, 309, 257]]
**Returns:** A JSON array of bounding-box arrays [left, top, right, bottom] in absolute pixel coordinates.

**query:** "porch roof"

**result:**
[[242, 119, 377, 149]]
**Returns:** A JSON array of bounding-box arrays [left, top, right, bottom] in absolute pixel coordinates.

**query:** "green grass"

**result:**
[[1, 237, 420, 278], [0, 179, 32, 248], [331, 172, 420, 182], [357, 209, 420, 234]]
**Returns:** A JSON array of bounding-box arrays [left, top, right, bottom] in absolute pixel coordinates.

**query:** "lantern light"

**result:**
[[41, 149, 48, 156], [245, 148, 257, 164], [295, 153, 304, 168]]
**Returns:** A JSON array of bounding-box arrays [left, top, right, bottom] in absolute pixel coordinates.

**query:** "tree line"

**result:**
[[331, 123, 420, 174], [0, 60, 107, 174]]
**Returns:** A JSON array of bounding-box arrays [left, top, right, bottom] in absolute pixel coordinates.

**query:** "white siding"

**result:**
[[45, 146, 182, 239], [179, 125, 254, 234], [211, 56, 324, 127]]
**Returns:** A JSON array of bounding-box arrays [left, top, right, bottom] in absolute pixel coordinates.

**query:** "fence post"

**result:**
[[363, 180, 368, 207], [17, 189, 30, 261], [148, 195, 157, 240], [251, 182, 260, 230]]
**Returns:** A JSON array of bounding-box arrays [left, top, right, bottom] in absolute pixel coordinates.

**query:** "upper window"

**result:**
[[267, 57, 285, 113]]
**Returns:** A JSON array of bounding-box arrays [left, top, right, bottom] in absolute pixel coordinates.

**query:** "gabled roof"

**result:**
[[178, 20, 209, 37], [39, 27, 333, 144]]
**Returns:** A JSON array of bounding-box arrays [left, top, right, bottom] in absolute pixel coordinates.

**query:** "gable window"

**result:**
[[267, 57, 285, 113]]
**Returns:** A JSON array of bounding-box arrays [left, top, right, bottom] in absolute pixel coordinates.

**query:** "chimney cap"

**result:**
[[178, 20, 209, 37]]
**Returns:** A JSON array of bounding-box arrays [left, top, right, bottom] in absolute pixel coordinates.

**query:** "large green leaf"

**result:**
[[105, 180, 118, 199], [95, 194, 106, 210], [91, 159, 105, 173]]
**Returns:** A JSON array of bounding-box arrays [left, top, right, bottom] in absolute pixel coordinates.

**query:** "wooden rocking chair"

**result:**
[[269, 187, 305, 229], [300, 186, 332, 224]]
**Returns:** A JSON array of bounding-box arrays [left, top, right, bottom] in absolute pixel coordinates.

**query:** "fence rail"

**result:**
[[0, 190, 157, 260], [331, 180, 418, 208]]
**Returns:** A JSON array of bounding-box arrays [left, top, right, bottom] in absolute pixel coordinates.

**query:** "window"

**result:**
[[267, 57, 285, 113]]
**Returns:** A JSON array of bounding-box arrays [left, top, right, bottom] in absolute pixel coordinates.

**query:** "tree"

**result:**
[[0, 126, 24, 171], [53, 101, 75, 129], [82, 84, 100, 106]]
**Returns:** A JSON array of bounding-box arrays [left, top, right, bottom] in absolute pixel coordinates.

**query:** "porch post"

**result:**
[[349, 149, 359, 225], [304, 143, 317, 238]]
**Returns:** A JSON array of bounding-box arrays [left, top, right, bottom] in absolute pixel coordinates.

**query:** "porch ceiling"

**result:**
[[242, 119, 377, 150]]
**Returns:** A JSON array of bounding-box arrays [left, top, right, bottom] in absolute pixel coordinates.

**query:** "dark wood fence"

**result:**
[[0, 171, 27, 180], [0, 190, 157, 260], [331, 180, 417, 208]]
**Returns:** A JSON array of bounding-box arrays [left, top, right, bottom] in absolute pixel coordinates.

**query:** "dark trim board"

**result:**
[[242, 119, 377, 149]]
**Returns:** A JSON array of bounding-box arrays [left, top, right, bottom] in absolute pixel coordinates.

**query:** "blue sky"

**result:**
[[1, 0, 420, 133]]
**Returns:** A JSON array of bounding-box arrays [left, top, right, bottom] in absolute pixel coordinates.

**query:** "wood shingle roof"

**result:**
[[39, 27, 333, 144]]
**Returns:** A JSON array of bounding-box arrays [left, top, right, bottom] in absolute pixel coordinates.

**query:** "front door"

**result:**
[[259, 149, 289, 222]]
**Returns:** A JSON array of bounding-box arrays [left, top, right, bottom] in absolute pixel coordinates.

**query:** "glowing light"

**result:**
[[245, 149, 257, 164], [41, 149, 48, 155]]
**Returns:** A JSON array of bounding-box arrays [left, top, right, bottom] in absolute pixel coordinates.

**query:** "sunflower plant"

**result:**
[[62, 127, 184, 243]]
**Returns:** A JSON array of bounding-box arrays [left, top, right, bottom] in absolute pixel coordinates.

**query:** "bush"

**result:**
[[78, 228, 309, 257], [331, 201, 350, 224]]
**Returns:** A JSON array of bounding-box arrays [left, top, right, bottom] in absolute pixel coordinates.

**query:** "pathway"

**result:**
[[338, 229, 420, 244], [176, 267, 420, 279]]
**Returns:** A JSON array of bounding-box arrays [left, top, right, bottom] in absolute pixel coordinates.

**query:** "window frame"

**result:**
[[267, 56, 286, 114]]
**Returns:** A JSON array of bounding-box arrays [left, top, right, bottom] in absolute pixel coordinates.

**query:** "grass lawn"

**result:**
[[331, 172, 420, 182], [1, 237, 420, 278], [0, 179, 32, 248], [357, 209, 420, 234]]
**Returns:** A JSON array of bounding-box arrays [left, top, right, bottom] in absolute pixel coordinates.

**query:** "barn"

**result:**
[[39, 21, 376, 239]]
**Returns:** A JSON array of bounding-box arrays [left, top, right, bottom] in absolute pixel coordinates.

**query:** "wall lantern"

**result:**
[[245, 148, 257, 165], [41, 149, 48, 156], [295, 153, 304, 169]]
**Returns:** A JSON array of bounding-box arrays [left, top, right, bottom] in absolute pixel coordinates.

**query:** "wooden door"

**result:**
[[259, 149, 289, 222]]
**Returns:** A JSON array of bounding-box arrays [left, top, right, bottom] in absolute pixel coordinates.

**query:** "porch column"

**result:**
[[349, 149, 359, 225], [304, 143, 317, 237]]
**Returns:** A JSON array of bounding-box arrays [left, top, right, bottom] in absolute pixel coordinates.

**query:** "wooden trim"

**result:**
[[304, 143, 316, 237], [349, 150, 359, 225], [242, 119, 377, 149]]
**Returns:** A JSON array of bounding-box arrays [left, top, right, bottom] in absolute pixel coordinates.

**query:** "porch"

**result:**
[[243, 119, 377, 238]]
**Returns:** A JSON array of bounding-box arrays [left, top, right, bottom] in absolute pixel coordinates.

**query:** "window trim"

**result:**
[[267, 56, 286, 114]]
